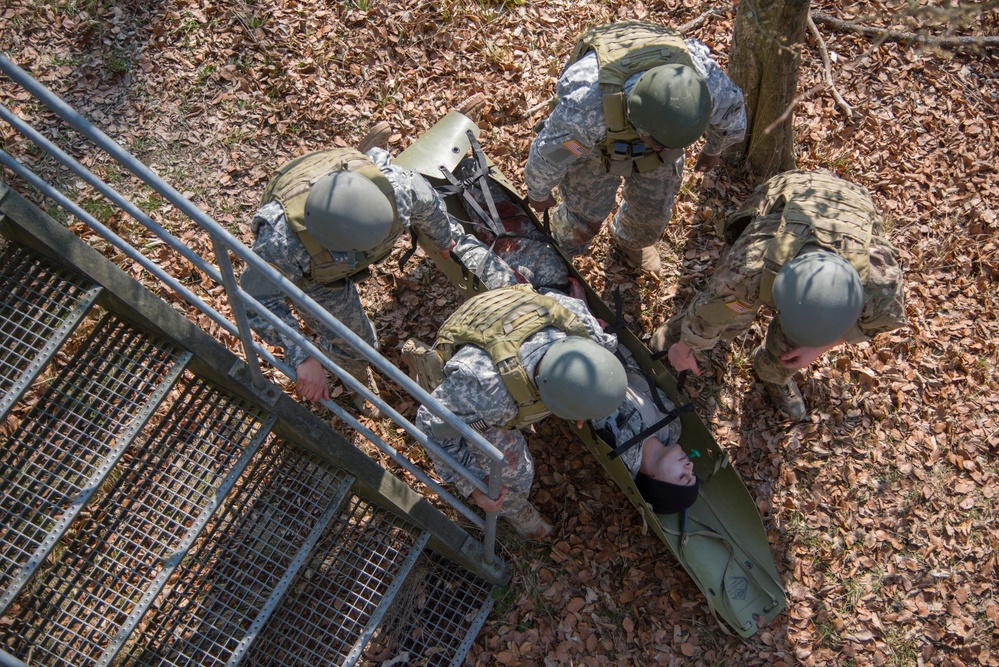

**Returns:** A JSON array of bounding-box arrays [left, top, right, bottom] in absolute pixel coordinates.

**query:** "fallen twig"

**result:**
[[807, 14, 854, 121], [678, 7, 722, 35], [812, 10, 999, 50]]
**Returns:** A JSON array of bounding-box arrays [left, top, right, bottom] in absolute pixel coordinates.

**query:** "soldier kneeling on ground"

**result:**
[[404, 285, 627, 539]]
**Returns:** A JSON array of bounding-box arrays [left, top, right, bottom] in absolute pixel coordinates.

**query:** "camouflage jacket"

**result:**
[[524, 41, 747, 201], [243, 148, 454, 369], [416, 292, 617, 495], [680, 213, 907, 351]]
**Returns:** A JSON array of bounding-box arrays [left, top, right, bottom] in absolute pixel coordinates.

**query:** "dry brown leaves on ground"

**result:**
[[1, 1, 998, 665]]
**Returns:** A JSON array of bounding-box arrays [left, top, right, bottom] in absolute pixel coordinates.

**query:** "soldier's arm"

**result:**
[[404, 170, 456, 253], [376, 151, 455, 254], [240, 205, 313, 370], [416, 354, 518, 498], [550, 292, 618, 351], [686, 39, 747, 157], [524, 57, 605, 202], [680, 263, 763, 352], [849, 238, 908, 343]]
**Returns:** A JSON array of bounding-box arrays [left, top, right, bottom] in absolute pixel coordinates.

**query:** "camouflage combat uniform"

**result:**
[[241, 147, 453, 382], [450, 157, 570, 292], [661, 171, 907, 385], [415, 291, 617, 517], [524, 38, 746, 255]]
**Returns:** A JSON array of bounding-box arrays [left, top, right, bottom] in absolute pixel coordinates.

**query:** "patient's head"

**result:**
[[592, 378, 700, 514], [634, 438, 699, 514]]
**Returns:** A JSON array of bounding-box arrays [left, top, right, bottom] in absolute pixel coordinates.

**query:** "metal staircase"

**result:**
[[0, 201, 501, 667], [0, 52, 513, 666]]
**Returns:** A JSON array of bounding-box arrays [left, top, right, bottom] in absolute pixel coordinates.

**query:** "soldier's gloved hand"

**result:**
[[780, 340, 842, 369], [694, 152, 721, 173], [471, 482, 507, 513], [668, 341, 702, 376], [528, 193, 557, 212], [295, 356, 331, 403]]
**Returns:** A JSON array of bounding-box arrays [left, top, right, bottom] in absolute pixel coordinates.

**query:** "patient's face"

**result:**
[[646, 439, 696, 487]]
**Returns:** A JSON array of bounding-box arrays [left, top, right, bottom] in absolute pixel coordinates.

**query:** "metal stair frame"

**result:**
[[0, 182, 509, 588]]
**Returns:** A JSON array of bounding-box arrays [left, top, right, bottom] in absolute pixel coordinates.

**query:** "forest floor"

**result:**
[[2, 0, 998, 665]]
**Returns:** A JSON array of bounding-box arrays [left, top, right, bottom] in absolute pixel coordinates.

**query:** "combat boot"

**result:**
[[503, 503, 553, 539], [621, 246, 662, 273], [358, 120, 392, 153], [763, 380, 807, 421], [649, 321, 677, 354], [453, 93, 486, 122]]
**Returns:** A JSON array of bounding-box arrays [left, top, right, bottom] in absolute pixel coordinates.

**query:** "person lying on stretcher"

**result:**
[[592, 364, 699, 514], [447, 156, 577, 295]]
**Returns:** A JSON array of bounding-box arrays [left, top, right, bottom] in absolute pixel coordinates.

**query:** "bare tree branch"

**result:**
[[806, 14, 854, 121], [677, 7, 722, 34], [812, 10, 999, 50]]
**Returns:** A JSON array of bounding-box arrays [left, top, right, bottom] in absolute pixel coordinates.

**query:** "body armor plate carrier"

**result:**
[[260, 148, 400, 284], [569, 21, 695, 175], [436, 285, 593, 428], [718, 170, 879, 305]]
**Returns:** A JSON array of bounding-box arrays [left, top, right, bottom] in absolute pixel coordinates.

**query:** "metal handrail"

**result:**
[[0, 55, 503, 564]]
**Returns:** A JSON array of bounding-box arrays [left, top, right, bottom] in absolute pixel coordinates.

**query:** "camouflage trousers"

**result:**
[[452, 234, 569, 292], [466, 426, 535, 518], [298, 277, 378, 383], [660, 312, 801, 385], [549, 154, 684, 255]]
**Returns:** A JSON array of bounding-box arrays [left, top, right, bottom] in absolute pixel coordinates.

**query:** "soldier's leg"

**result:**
[[469, 428, 551, 538], [753, 319, 807, 420], [300, 279, 381, 416], [451, 234, 522, 290], [614, 158, 683, 249], [468, 428, 534, 515], [550, 157, 621, 256], [649, 312, 685, 353]]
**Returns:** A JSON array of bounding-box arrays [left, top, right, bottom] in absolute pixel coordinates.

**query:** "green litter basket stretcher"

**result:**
[[394, 111, 787, 638]]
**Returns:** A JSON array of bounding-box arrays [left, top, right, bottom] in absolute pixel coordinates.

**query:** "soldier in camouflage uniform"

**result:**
[[524, 20, 746, 273], [414, 286, 625, 539], [650, 170, 907, 420], [240, 145, 454, 416]]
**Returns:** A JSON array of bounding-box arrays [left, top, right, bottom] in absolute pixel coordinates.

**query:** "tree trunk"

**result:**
[[727, 0, 811, 178]]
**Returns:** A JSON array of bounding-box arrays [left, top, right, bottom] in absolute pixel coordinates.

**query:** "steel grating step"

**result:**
[[0, 244, 102, 420], [361, 550, 501, 667], [0, 314, 189, 608], [0, 375, 275, 667], [241, 496, 429, 667], [114, 438, 355, 667]]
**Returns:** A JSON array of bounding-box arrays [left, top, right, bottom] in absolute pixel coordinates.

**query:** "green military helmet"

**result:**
[[772, 249, 864, 347], [536, 337, 627, 421], [303, 170, 396, 253], [627, 63, 711, 150]]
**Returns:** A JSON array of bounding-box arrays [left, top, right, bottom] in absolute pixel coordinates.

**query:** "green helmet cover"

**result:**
[[304, 170, 395, 253], [772, 250, 864, 347], [536, 337, 626, 421], [627, 64, 711, 149]]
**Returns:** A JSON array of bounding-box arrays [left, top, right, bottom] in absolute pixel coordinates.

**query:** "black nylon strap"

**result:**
[[398, 227, 420, 271], [604, 286, 625, 334], [606, 369, 693, 461], [607, 399, 696, 461]]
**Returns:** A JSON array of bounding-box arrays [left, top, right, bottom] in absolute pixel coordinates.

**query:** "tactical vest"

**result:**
[[259, 148, 400, 284], [569, 21, 695, 175], [436, 285, 593, 428], [718, 170, 878, 306]]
